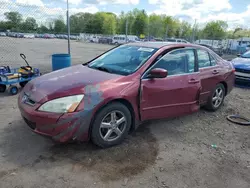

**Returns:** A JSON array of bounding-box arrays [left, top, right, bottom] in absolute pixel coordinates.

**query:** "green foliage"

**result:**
[[131, 9, 147, 35], [202, 20, 228, 40], [37, 25, 49, 33], [227, 28, 250, 39], [4, 9, 250, 40], [102, 13, 117, 35], [4, 11, 22, 26], [54, 17, 66, 33], [22, 17, 38, 32]]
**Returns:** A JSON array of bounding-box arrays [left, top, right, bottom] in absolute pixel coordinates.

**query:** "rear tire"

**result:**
[[91, 102, 132, 148], [205, 83, 225, 111]]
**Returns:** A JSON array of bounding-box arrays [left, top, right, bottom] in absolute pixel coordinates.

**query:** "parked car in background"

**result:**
[[89, 35, 100, 43], [70, 35, 78, 40], [15, 33, 24, 38], [98, 37, 112, 44], [24, 33, 35, 39], [18, 42, 235, 148], [231, 50, 250, 83], [165, 38, 189, 43], [199, 44, 223, 57], [111, 35, 140, 44], [154, 38, 164, 41], [0, 32, 6, 37], [43, 34, 56, 39]]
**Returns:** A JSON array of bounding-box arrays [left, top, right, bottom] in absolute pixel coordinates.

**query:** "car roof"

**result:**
[[124, 42, 201, 49]]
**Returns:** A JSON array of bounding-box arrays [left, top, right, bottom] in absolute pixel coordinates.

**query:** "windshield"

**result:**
[[87, 45, 158, 75], [241, 50, 250, 58]]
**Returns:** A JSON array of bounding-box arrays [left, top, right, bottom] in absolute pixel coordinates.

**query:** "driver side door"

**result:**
[[140, 48, 202, 121]]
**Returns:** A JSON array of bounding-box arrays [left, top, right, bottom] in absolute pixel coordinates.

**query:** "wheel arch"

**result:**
[[88, 98, 137, 138], [219, 81, 228, 96]]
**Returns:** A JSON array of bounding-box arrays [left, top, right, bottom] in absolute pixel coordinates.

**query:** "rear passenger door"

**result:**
[[196, 49, 222, 104]]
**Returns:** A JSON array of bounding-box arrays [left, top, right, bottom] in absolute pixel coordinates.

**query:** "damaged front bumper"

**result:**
[[18, 93, 93, 143]]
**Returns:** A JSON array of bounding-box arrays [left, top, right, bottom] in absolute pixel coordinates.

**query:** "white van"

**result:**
[[112, 35, 140, 44], [89, 35, 100, 43]]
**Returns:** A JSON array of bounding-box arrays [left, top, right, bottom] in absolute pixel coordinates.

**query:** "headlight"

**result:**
[[38, 94, 84, 113]]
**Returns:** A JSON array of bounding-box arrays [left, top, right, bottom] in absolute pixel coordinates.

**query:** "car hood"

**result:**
[[231, 57, 250, 70], [23, 64, 122, 103]]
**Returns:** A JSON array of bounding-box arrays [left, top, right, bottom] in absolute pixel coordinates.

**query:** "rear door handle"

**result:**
[[188, 79, 199, 84], [212, 70, 219, 74]]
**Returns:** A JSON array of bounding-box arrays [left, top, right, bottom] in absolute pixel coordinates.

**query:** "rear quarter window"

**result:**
[[197, 49, 211, 68], [209, 53, 217, 66]]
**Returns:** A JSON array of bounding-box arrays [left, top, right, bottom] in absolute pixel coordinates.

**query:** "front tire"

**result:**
[[205, 83, 225, 111], [91, 102, 132, 148]]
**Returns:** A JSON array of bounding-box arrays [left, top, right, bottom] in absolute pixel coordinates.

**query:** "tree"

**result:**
[[102, 13, 117, 35], [116, 11, 126, 34], [148, 14, 163, 38], [0, 21, 12, 30], [37, 25, 49, 33], [2, 9, 244, 40], [203, 20, 228, 40], [179, 21, 192, 39], [22, 17, 38, 32], [4, 12, 22, 26], [162, 16, 179, 38], [54, 17, 66, 33], [70, 14, 81, 33], [132, 9, 147, 36], [86, 12, 104, 34]]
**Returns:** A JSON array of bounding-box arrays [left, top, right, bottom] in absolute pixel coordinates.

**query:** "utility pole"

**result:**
[[67, 0, 71, 55], [125, 19, 128, 43]]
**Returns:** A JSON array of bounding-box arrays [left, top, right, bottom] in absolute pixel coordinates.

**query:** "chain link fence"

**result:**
[[1, 1, 245, 75], [0, 1, 114, 74]]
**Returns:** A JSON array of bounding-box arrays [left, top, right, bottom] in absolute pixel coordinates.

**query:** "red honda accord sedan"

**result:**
[[18, 42, 235, 148]]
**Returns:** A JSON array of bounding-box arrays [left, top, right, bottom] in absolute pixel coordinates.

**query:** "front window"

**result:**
[[150, 48, 196, 76], [241, 50, 250, 58], [87, 45, 158, 75]]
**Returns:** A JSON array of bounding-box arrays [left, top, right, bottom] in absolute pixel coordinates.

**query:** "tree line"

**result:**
[[0, 9, 249, 40]]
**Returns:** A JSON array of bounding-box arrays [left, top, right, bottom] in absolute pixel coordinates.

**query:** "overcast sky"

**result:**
[[1, 0, 250, 30]]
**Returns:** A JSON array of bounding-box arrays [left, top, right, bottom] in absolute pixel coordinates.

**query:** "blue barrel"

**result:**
[[52, 54, 71, 71]]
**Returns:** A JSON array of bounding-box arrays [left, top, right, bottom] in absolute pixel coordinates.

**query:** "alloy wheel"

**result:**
[[99, 110, 127, 142], [212, 87, 224, 108]]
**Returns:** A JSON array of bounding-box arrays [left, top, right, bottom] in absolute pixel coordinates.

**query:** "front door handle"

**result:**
[[212, 70, 219, 74], [188, 79, 199, 84]]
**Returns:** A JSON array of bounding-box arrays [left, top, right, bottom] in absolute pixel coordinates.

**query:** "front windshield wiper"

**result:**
[[91, 66, 111, 73]]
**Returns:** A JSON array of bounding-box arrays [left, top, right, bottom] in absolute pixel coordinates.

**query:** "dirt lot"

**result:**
[[0, 38, 250, 188]]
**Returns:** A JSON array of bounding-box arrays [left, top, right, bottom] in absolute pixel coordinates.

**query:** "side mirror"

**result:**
[[237, 54, 241, 57], [146, 68, 168, 79]]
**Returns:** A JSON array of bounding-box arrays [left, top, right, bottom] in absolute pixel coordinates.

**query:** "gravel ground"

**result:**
[[0, 37, 112, 73], [0, 38, 250, 188]]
